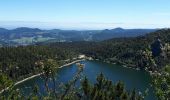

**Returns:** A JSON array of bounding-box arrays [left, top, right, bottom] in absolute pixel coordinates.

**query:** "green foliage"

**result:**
[[0, 73, 13, 91], [43, 59, 58, 92], [59, 73, 145, 100], [1, 71, 146, 100], [0, 46, 78, 81], [81, 76, 91, 96], [152, 65, 170, 100]]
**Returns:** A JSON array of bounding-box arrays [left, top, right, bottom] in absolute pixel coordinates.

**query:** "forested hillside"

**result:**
[[47, 29, 170, 70], [0, 46, 78, 82]]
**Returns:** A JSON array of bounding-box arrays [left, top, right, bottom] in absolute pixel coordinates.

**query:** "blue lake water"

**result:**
[[14, 60, 156, 99]]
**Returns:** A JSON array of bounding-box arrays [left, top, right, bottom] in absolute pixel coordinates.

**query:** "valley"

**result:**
[[0, 27, 156, 46]]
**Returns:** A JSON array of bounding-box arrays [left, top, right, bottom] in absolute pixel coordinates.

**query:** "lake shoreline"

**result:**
[[0, 59, 84, 94], [91, 59, 154, 74], [1, 58, 154, 94], [91, 59, 140, 70]]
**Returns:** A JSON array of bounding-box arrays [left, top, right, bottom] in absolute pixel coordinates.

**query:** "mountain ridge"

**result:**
[[0, 27, 157, 46]]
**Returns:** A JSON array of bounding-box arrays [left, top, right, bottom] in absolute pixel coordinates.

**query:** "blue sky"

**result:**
[[0, 0, 170, 29]]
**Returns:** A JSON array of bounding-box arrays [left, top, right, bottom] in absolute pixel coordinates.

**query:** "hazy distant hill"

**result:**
[[0, 27, 156, 45], [92, 28, 157, 41]]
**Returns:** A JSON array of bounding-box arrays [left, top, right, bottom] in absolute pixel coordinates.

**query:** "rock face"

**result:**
[[151, 38, 169, 68], [151, 38, 163, 57]]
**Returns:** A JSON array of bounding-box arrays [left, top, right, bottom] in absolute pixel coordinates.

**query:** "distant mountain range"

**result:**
[[0, 27, 157, 46], [93, 28, 157, 41]]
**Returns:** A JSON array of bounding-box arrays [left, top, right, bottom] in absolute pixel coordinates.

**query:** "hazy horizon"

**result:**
[[0, 0, 170, 29], [0, 21, 167, 30]]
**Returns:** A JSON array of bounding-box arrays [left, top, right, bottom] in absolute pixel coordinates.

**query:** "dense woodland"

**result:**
[[0, 46, 78, 82], [0, 29, 170, 99]]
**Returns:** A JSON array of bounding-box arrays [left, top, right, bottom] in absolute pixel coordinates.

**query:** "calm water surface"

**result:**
[[14, 60, 156, 100]]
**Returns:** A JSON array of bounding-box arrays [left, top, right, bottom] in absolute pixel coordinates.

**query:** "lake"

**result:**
[[13, 60, 156, 99]]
